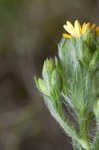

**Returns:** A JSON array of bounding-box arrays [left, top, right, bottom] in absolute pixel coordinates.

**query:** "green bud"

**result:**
[[34, 77, 49, 96], [42, 58, 55, 80], [51, 69, 63, 92], [36, 59, 63, 98], [42, 58, 56, 93]]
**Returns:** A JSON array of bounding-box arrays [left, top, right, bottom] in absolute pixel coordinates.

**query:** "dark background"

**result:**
[[0, 0, 98, 150]]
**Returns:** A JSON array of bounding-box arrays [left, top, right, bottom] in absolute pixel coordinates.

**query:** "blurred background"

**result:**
[[0, 0, 99, 150]]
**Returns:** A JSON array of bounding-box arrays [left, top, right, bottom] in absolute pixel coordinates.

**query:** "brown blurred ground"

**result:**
[[0, 0, 98, 150]]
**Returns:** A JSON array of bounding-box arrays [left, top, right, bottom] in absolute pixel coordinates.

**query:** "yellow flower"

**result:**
[[63, 20, 99, 38]]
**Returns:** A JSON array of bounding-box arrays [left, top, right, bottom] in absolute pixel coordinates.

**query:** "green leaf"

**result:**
[[34, 77, 49, 96], [44, 96, 78, 139]]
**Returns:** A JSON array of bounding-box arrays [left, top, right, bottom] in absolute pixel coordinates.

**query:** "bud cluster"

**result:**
[[35, 58, 63, 98]]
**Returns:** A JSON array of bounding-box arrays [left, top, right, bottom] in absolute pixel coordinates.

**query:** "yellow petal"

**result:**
[[91, 24, 96, 30], [62, 33, 71, 38], [81, 22, 86, 34], [63, 21, 74, 35], [96, 31, 99, 36], [66, 21, 74, 31], [74, 20, 81, 33], [63, 25, 67, 31], [73, 20, 81, 37], [83, 22, 90, 33], [86, 22, 90, 28], [96, 26, 99, 36], [96, 26, 99, 31]]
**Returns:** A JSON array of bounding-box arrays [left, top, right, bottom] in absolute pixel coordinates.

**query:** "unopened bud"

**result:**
[[42, 58, 56, 92], [42, 58, 55, 80], [34, 77, 49, 96], [51, 69, 63, 92]]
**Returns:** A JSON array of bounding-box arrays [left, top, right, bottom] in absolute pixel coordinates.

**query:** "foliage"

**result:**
[[35, 21, 99, 150]]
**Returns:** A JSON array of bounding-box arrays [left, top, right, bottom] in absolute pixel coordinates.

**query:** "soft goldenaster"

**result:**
[[63, 20, 99, 38]]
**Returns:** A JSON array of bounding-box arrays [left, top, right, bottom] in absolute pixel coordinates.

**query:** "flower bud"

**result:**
[[42, 58, 55, 80], [42, 58, 56, 93], [34, 77, 49, 96], [51, 69, 63, 92]]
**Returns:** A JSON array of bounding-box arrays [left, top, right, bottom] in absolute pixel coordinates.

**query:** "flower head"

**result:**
[[63, 20, 99, 38]]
